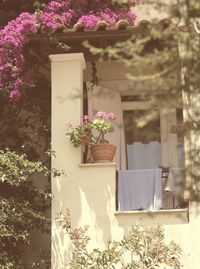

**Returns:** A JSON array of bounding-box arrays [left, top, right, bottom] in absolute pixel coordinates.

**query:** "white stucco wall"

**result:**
[[50, 53, 200, 269]]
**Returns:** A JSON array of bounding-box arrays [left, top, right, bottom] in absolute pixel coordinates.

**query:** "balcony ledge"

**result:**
[[79, 162, 117, 168], [115, 208, 189, 224], [115, 208, 189, 215]]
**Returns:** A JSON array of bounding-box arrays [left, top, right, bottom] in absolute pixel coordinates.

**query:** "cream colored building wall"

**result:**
[[50, 53, 200, 269]]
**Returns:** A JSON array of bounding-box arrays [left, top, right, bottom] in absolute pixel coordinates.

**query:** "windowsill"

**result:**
[[115, 208, 189, 215], [79, 162, 117, 168], [115, 207, 189, 224]]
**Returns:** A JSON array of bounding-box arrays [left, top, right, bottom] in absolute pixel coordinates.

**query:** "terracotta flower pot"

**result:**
[[91, 143, 116, 163]]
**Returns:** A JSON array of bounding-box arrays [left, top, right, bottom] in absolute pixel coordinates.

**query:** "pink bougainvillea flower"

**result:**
[[9, 89, 21, 100], [78, 15, 99, 29], [0, 0, 140, 99]]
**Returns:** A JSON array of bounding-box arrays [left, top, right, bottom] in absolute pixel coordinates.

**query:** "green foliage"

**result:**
[[58, 210, 182, 269], [85, 0, 200, 110], [0, 44, 51, 267], [92, 118, 114, 142], [0, 77, 51, 159], [0, 149, 48, 185], [0, 149, 51, 268], [84, 15, 182, 98], [66, 112, 116, 147], [86, 0, 200, 200], [67, 122, 93, 147]]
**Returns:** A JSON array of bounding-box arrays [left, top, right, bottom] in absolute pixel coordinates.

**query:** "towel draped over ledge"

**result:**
[[118, 168, 163, 211]]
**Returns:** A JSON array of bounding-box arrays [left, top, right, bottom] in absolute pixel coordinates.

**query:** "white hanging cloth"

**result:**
[[163, 168, 184, 209], [118, 168, 163, 211], [127, 141, 161, 170]]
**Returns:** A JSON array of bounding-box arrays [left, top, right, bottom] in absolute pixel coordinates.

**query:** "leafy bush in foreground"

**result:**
[[0, 149, 51, 269], [58, 210, 182, 269]]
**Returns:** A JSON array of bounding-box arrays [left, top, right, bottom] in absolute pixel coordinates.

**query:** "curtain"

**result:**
[[127, 141, 161, 170]]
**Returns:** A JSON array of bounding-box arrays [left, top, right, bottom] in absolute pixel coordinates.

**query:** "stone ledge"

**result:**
[[49, 53, 86, 69], [79, 162, 117, 168], [115, 208, 189, 224], [115, 208, 189, 215]]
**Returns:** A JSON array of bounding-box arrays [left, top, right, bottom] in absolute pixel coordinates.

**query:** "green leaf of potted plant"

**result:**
[[66, 110, 117, 163]]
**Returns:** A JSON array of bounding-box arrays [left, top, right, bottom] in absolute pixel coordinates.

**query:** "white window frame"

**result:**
[[122, 100, 179, 168]]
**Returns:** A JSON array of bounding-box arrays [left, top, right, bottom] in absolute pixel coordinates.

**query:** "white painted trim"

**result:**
[[99, 79, 168, 96], [115, 208, 188, 215], [121, 101, 154, 110], [79, 162, 117, 168], [160, 109, 170, 166], [49, 53, 86, 69], [115, 208, 189, 223], [122, 102, 180, 167]]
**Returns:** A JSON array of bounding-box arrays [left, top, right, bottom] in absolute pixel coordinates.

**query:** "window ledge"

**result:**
[[115, 208, 189, 224], [79, 162, 117, 168], [115, 208, 188, 215]]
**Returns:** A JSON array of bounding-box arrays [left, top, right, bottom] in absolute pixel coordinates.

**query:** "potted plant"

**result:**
[[66, 110, 117, 163]]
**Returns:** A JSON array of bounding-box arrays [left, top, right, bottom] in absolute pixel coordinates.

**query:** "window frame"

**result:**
[[121, 100, 181, 168]]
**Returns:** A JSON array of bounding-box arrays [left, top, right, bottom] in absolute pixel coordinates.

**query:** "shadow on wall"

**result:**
[[51, 165, 116, 268], [51, 163, 191, 268]]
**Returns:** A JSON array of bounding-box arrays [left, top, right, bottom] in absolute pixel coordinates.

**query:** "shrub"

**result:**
[[58, 210, 182, 269], [0, 149, 51, 268]]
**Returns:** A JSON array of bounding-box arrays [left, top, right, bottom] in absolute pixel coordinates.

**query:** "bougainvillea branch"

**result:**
[[0, 0, 142, 100]]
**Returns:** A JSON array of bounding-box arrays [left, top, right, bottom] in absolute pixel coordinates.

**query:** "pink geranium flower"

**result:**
[[66, 110, 117, 147], [96, 111, 108, 119], [108, 112, 117, 120], [83, 115, 89, 121]]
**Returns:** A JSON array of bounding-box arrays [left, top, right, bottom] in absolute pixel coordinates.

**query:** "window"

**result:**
[[123, 103, 161, 170], [117, 97, 187, 211], [85, 74, 187, 212]]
